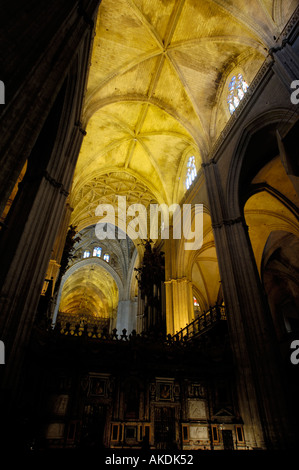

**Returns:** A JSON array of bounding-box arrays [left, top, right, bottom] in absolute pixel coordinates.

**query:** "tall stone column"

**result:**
[[202, 160, 297, 449], [50, 202, 74, 288], [164, 227, 193, 335], [271, 40, 299, 91], [164, 230, 176, 335], [187, 279, 195, 321], [116, 300, 137, 335], [271, 39, 299, 197], [276, 129, 299, 197], [164, 278, 193, 335], [40, 202, 73, 315], [0, 1, 100, 413], [165, 279, 174, 335], [136, 288, 145, 333], [0, 124, 85, 401]]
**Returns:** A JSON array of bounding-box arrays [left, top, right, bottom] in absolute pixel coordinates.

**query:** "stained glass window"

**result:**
[[185, 156, 197, 190], [227, 73, 248, 114], [93, 246, 102, 257], [83, 250, 90, 258], [103, 253, 110, 263]]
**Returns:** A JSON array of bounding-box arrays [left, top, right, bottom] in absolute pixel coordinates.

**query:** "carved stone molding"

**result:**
[[71, 171, 157, 228], [43, 170, 69, 197], [212, 216, 248, 230]]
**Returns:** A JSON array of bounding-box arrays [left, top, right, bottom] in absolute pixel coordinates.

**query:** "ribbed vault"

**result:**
[[71, 0, 296, 232], [67, 0, 297, 325], [59, 263, 119, 318]]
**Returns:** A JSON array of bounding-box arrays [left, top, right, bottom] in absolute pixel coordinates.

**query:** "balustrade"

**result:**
[[48, 305, 226, 345], [172, 305, 226, 342]]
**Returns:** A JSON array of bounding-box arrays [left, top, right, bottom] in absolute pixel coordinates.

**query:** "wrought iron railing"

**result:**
[[53, 311, 110, 337], [47, 306, 226, 344], [172, 305, 226, 342]]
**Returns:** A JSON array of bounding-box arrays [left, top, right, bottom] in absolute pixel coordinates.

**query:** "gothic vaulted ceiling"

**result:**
[[66, 0, 297, 317], [59, 263, 119, 317], [70, 0, 296, 232]]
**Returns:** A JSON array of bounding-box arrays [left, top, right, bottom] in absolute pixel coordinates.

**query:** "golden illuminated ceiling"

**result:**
[[59, 263, 119, 317], [65, 0, 297, 320], [70, 0, 296, 231]]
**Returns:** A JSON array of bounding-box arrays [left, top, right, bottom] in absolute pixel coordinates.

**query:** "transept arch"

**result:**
[[52, 258, 122, 329], [226, 109, 299, 217], [261, 230, 299, 341], [244, 189, 299, 276]]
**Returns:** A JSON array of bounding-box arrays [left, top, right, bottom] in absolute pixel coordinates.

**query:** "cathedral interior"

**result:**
[[0, 0, 299, 454]]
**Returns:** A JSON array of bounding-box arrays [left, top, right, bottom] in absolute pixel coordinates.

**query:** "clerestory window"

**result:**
[[227, 73, 248, 115], [93, 246, 102, 257], [185, 156, 197, 190]]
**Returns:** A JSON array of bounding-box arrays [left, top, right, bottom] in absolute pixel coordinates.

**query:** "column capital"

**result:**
[[212, 215, 248, 230], [75, 121, 87, 135], [77, 1, 95, 29], [165, 277, 191, 284], [201, 158, 216, 168], [43, 170, 69, 197], [66, 203, 74, 213], [268, 38, 288, 57], [270, 39, 299, 90]]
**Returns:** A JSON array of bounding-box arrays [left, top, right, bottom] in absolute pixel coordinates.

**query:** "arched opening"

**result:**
[[241, 122, 299, 345], [52, 223, 140, 335], [262, 231, 299, 340], [57, 262, 119, 334]]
